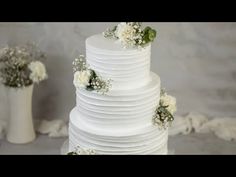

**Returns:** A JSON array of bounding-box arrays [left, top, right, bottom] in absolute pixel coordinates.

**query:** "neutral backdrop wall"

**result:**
[[0, 22, 236, 122]]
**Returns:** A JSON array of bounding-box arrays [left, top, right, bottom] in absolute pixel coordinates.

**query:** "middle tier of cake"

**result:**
[[75, 72, 160, 130]]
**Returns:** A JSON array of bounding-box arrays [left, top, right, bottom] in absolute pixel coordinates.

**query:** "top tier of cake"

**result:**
[[86, 34, 151, 90]]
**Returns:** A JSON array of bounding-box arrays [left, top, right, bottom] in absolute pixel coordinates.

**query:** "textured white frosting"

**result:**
[[69, 33, 169, 154], [86, 34, 151, 90], [69, 73, 168, 154], [75, 72, 160, 130], [69, 113, 168, 154]]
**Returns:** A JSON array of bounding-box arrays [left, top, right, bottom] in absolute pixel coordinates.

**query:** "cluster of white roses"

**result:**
[[103, 22, 157, 49], [28, 61, 48, 84], [115, 22, 143, 48]]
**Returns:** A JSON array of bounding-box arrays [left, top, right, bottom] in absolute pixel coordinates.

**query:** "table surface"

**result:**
[[0, 133, 236, 155]]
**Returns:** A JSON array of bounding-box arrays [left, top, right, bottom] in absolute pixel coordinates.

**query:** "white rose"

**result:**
[[160, 94, 177, 115], [73, 70, 91, 88], [28, 61, 48, 84], [115, 22, 136, 46]]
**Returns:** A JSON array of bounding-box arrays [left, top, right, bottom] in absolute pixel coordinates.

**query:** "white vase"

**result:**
[[6, 85, 36, 144]]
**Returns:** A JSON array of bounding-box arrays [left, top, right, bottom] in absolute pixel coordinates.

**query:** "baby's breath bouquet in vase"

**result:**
[[0, 43, 47, 144]]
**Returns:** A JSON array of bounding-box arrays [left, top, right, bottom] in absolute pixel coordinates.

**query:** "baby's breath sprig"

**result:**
[[152, 89, 176, 129], [89, 73, 112, 94], [0, 43, 47, 88], [73, 55, 112, 94], [103, 26, 118, 39], [72, 55, 87, 72], [152, 102, 174, 130]]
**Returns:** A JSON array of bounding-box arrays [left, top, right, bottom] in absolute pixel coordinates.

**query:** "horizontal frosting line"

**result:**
[[87, 57, 150, 66], [77, 84, 159, 101], [69, 126, 165, 144], [69, 137, 167, 155], [69, 139, 166, 155], [87, 59, 150, 71], [78, 117, 150, 127], [74, 106, 155, 119], [70, 125, 166, 143], [89, 65, 149, 76], [92, 73, 149, 81], [88, 144, 166, 155], [86, 45, 151, 55], [70, 122, 166, 143], [68, 140, 153, 155], [77, 99, 158, 112], [76, 88, 159, 99], [76, 96, 158, 108], [70, 132, 168, 152], [75, 111, 154, 125], [78, 85, 158, 98], [70, 112, 161, 136], [69, 134, 167, 153], [74, 117, 152, 130], [94, 74, 149, 81], [138, 142, 167, 155], [87, 57, 149, 65], [77, 90, 158, 103], [86, 44, 150, 53], [69, 130, 167, 150], [88, 65, 150, 74], [86, 51, 150, 60], [76, 92, 158, 107], [77, 102, 157, 115], [87, 52, 150, 60], [70, 121, 164, 141]]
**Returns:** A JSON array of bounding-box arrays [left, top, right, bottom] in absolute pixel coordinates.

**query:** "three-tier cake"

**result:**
[[68, 23, 176, 155]]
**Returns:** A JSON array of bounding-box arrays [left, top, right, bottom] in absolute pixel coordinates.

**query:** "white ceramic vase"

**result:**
[[6, 84, 36, 144]]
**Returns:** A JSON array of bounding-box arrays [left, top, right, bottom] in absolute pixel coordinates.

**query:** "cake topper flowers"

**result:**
[[153, 89, 176, 129], [103, 22, 157, 48], [0, 43, 47, 88], [72, 55, 112, 94]]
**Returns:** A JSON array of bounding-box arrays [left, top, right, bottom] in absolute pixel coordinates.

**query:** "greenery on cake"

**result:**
[[153, 89, 176, 129], [72, 55, 112, 94], [103, 22, 157, 48], [67, 146, 96, 155], [0, 43, 47, 88]]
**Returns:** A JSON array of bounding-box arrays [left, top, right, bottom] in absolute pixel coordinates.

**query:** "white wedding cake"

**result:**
[[68, 23, 176, 155]]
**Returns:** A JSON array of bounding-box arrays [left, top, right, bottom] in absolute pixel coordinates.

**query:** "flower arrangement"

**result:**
[[152, 89, 177, 129], [72, 55, 112, 94], [67, 146, 96, 155], [0, 43, 47, 88], [103, 22, 157, 48]]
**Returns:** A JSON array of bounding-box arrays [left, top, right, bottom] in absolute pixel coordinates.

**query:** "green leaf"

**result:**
[[112, 26, 117, 32], [141, 26, 157, 46], [89, 69, 96, 79], [148, 29, 156, 41], [143, 26, 152, 33]]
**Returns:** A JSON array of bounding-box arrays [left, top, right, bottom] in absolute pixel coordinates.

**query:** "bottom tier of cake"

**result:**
[[69, 108, 168, 155]]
